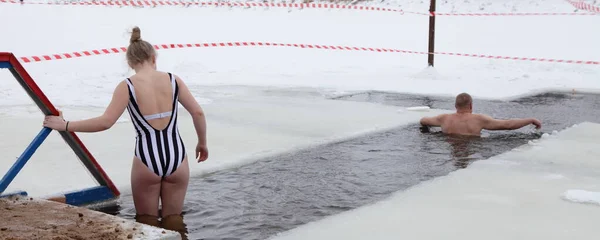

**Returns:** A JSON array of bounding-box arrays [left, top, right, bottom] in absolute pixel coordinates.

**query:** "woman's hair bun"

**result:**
[[130, 26, 141, 44]]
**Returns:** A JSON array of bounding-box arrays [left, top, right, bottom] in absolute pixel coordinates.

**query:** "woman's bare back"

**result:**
[[128, 71, 174, 130]]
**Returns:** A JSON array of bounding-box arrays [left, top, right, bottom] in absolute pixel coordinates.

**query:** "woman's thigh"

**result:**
[[160, 157, 190, 217], [131, 157, 163, 216]]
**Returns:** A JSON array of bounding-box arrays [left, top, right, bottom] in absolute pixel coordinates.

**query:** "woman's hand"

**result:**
[[195, 144, 208, 162], [43, 111, 67, 131]]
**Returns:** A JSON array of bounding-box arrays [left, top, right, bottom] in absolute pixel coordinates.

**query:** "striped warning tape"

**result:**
[[18, 42, 600, 65], [2, 0, 596, 16], [431, 12, 597, 16], [413, 0, 600, 16], [0, 0, 405, 13], [566, 0, 600, 13]]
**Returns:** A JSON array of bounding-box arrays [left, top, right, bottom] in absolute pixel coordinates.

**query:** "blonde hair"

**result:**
[[126, 26, 156, 67]]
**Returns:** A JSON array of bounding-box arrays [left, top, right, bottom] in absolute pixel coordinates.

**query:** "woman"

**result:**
[[43, 26, 208, 228]]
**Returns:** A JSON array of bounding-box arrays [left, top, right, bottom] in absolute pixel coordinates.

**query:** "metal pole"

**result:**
[[6, 54, 120, 197], [0, 128, 52, 193], [428, 0, 437, 67]]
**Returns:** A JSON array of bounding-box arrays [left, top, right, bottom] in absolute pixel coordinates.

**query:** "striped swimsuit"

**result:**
[[125, 73, 186, 177]]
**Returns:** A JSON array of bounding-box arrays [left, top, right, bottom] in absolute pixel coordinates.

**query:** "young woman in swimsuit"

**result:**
[[43, 26, 208, 228]]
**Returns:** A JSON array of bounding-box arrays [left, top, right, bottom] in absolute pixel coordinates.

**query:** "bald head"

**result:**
[[455, 93, 472, 110]]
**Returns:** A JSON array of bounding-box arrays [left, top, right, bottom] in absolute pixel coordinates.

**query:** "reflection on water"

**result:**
[[435, 131, 542, 169], [160, 215, 189, 240], [446, 134, 483, 168], [416, 126, 541, 170], [99, 91, 600, 240]]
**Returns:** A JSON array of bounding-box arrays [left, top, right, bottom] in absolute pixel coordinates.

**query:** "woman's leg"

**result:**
[[131, 156, 163, 224], [160, 157, 190, 217], [161, 214, 189, 240]]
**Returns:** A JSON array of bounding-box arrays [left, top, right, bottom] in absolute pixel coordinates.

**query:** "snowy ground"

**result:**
[[269, 122, 600, 240], [0, 0, 598, 208], [1, 1, 597, 106]]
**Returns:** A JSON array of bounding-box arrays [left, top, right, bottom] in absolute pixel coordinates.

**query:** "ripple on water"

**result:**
[[100, 92, 600, 240]]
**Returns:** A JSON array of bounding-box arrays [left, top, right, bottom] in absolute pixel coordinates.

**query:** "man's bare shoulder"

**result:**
[[470, 113, 496, 123], [432, 113, 453, 120], [471, 113, 491, 118], [422, 113, 449, 119]]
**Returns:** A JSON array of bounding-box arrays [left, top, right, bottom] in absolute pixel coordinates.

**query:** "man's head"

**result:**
[[455, 93, 473, 112]]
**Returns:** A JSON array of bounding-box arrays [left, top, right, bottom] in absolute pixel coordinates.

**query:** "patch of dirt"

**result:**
[[0, 196, 143, 240]]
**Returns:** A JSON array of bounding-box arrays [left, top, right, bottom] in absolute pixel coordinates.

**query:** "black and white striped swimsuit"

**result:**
[[125, 73, 186, 177]]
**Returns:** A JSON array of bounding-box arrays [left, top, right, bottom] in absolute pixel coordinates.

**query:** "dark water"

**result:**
[[99, 91, 600, 240]]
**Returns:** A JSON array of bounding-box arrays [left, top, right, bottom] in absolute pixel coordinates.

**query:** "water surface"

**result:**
[[100, 91, 600, 240]]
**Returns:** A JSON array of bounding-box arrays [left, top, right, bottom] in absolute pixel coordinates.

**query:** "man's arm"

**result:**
[[420, 114, 447, 127], [479, 115, 541, 131]]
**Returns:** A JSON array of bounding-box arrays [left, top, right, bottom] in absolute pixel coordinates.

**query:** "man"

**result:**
[[419, 93, 542, 136]]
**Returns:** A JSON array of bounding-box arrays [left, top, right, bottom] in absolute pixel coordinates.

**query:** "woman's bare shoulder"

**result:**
[[167, 72, 186, 85]]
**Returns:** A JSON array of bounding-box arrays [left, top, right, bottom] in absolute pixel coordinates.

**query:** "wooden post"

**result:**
[[428, 0, 436, 67]]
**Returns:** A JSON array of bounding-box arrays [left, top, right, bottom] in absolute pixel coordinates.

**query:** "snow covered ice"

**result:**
[[270, 122, 600, 240], [563, 189, 600, 206]]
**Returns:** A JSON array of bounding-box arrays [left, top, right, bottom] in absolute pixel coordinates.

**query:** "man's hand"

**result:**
[[530, 118, 542, 129], [196, 144, 208, 162]]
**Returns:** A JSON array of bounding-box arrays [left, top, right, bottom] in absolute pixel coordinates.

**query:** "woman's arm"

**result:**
[[43, 81, 129, 132], [174, 75, 208, 161]]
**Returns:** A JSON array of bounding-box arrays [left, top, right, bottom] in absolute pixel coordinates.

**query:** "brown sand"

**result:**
[[0, 196, 164, 240]]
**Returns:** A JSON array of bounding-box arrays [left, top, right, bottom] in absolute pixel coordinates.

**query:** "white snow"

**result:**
[[405, 106, 431, 111], [0, 0, 598, 213], [563, 189, 600, 205], [0, 1, 597, 106], [269, 122, 600, 240]]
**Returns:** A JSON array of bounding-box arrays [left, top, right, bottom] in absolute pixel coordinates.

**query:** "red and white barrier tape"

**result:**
[[566, 0, 600, 13], [412, 0, 600, 16], [2, 0, 596, 16], [18, 42, 599, 65], [430, 12, 597, 16], [0, 0, 405, 13]]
